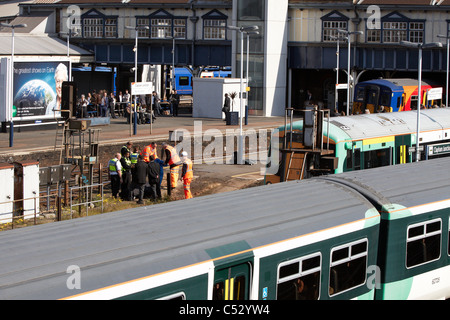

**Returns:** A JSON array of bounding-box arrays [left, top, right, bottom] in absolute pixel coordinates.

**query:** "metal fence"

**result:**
[[69, 183, 104, 219], [0, 182, 105, 230]]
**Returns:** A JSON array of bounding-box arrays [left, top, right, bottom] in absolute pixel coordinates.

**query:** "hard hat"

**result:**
[[181, 151, 188, 157]]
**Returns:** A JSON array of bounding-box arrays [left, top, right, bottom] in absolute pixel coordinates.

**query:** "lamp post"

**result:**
[[245, 30, 259, 125], [1, 23, 27, 148], [400, 41, 443, 162], [228, 24, 258, 164], [330, 35, 347, 113], [166, 35, 181, 91], [338, 29, 363, 116], [60, 30, 78, 80], [437, 34, 450, 108], [125, 25, 149, 136]]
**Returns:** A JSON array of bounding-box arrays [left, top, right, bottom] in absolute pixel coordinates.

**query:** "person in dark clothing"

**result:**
[[120, 150, 133, 201], [134, 154, 149, 204], [222, 93, 231, 120], [147, 155, 161, 200], [170, 89, 180, 116]]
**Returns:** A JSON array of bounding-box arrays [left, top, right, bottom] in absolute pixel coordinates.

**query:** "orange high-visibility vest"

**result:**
[[166, 145, 181, 166], [183, 158, 193, 180], [140, 144, 158, 162]]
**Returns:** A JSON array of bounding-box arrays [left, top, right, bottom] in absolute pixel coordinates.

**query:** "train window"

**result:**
[[346, 149, 353, 169], [276, 253, 321, 300], [329, 239, 368, 296], [354, 148, 361, 170], [179, 76, 190, 86], [363, 148, 391, 169], [213, 276, 247, 300], [380, 92, 390, 106], [406, 219, 442, 268]]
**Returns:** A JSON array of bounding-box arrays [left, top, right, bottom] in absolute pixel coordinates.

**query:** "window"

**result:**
[[173, 19, 186, 39], [406, 219, 442, 268], [448, 217, 450, 256], [81, 9, 117, 39], [202, 9, 228, 40], [137, 18, 150, 38], [329, 239, 368, 296], [213, 276, 247, 300], [363, 148, 391, 169], [277, 253, 321, 300], [323, 21, 348, 42], [151, 18, 171, 38], [383, 21, 407, 43], [366, 12, 424, 44], [367, 29, 381, 43], [204, 19, 227, 40], [83, 18, 103, 38], [321, 11, 349, 42], [105, 18, 117, 38], [409, 22, 424, 43]]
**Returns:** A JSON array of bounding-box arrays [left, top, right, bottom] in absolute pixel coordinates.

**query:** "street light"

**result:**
[[400, 40, 443, 162], [437, 34, 450, 108], [330, 35, 348, 113], [338, 29, 363, 116], [228, 24, 259, 164], [165, 35, 181, 90], [60, 30, 78, 80], [1, 23, 27, 148], [125, 25, 149, 136], [245, 30, 259, 125]]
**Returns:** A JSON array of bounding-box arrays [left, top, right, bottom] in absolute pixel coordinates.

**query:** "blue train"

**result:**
[[173, 67, 231, 95]]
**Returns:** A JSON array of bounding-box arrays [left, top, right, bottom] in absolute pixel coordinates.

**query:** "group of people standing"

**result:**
[[77, 88, 180, 119], [108, 140, 193, 205]]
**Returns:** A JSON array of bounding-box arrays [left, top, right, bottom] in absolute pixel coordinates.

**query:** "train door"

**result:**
[[212, 263, 251, 300]]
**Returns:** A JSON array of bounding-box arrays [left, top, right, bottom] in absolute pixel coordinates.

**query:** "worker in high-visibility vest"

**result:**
[[121, 141, 133, 157], [108, 153, 122, 198], [162, 142, 182, 189], [181, 151, 193, 199], [130, 146, 140, 165], [140, 142, 158, 163]]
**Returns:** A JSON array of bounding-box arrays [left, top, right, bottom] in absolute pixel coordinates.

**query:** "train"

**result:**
[[173, 67, 232, 95], [352, 78, 443, 114], [264, 108, 450, 184], [0, 157, 449, 300]]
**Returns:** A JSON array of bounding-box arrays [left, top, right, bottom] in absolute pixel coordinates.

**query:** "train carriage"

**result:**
[[0, 170, 380, 300], [265, 108, 450, 184], [323, 158, 450, 300], [352, 78, 440, 114], [0, 158, 449, 300]]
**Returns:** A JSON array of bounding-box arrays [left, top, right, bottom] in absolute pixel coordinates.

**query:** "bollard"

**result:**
[[9, 121, 13, 147]]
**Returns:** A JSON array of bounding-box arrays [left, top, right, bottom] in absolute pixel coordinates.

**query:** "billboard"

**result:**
[[13, 61, 70, 120]]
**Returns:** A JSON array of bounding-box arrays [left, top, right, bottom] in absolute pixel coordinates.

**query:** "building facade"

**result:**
[[7, 0, 450, 117]]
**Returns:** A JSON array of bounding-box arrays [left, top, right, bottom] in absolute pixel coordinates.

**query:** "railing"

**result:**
[[0, 182, 105, 231], [69, 183, 104, 219]]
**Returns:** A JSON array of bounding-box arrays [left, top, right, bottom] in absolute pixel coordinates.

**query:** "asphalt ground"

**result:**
[[0, 112, 285, 158]]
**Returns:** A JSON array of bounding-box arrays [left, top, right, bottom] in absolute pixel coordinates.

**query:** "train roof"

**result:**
[[328, 108, 450, 142], [322, 157, 450, 215], [0, 172, 376, 299], [356, 78, 432, 89]]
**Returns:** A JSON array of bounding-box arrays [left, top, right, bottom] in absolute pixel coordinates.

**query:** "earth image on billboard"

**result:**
[[13, 79, 56, 117]]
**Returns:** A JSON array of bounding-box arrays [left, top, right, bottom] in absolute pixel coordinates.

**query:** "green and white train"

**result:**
[[0, 157, 449, 300], [265, 108, 450, 183]]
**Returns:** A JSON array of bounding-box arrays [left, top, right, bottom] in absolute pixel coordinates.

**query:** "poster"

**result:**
[[13, 61, 70, 119]]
